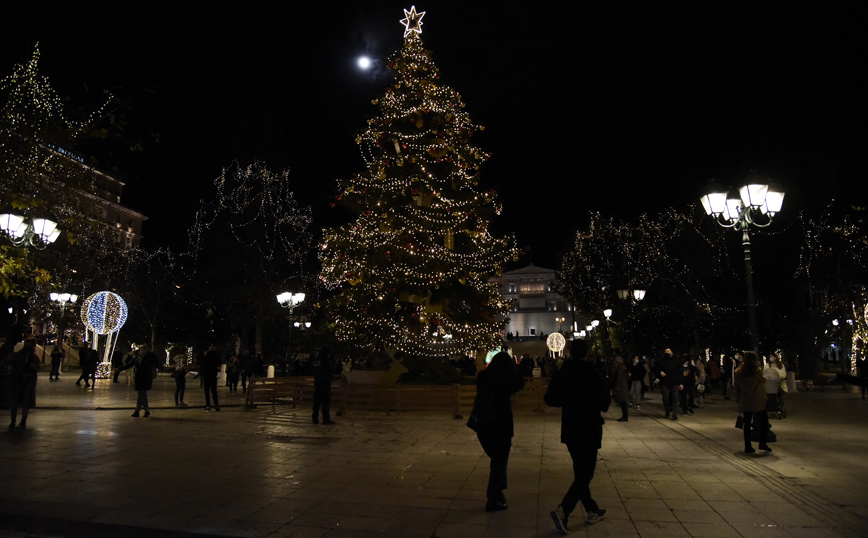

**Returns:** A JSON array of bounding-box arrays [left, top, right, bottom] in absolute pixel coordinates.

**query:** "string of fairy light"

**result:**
[[320, 7, 518, 359]]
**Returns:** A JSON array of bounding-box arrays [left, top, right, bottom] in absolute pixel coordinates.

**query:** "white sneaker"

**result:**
[[550, 505, 568, 534], [586, 508, 607, 524]]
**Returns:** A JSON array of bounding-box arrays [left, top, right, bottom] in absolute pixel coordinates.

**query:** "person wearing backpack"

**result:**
[[468, 351, 524, 512]]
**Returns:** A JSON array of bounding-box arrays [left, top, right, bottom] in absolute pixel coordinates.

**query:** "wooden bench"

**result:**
[[245, 376, 549, 418]]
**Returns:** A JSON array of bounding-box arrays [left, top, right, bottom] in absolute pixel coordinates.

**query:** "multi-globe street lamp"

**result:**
[[276, 292, 305, 371], [49, 292, 78, 354], [700, 179, 785, 351], [0, 212, 60, 249]]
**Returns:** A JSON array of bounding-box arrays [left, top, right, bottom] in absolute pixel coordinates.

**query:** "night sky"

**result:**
[[3, 3, 864, 268]]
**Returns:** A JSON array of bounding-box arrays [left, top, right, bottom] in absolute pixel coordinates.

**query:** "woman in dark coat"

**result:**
[[610, 355, 629, 422], [472, 351, 525, 512], [733, 351, 771, 453], [132, 344, 157, 418]]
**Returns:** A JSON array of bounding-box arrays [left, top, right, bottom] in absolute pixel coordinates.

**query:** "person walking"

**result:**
[[200, 345, 221, 411], [75, 347, 95, 387], [131, 344, 157, 418], [6, 337, 39, 429], [628, 356, 645, 410], [546, 339, 611, 533], [655, 349, 683, 420], [468, 351, 524, 512], [610, 355, 629, 422], [733, 351, 771, 453], [311, 347, 338, 425]]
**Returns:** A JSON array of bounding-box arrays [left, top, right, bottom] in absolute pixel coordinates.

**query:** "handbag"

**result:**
[[735, 413, 745, 429]]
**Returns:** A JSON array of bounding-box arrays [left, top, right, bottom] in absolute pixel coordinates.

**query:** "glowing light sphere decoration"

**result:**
[[547, 332, 566, 356], [80, 291, 128, 378]]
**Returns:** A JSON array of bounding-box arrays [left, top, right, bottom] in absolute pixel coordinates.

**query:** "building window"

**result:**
[[508, 283, 516, 292]]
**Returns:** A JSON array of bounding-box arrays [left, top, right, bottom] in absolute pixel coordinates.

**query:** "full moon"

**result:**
[[357, 56, 372, 70]]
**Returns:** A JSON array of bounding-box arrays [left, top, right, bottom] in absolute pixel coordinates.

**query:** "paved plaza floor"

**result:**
[[1, 373, 867, 538]]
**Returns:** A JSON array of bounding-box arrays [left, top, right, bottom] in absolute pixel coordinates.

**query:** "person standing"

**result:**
[[6, 338, 39, 429], [227, 353, 240, 393], [200, 345, 221, 411], [311, 347, 338, 425], [132, 344, 157, 418], [628, 356, 645, 410], [469, 351, 524, 512], [610, 355, 629, 422], [733, 351, 771, 453], [239, 349, 254, 393], [172, 353, 189, 407], [49, 345, 63, 381], [546, 339, 611, 533]]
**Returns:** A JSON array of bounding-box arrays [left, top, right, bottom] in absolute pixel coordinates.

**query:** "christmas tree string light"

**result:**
[[320, 7, 518, 361]]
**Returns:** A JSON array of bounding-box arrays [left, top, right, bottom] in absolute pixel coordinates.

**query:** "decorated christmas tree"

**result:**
[[320, 7, 518, 363]]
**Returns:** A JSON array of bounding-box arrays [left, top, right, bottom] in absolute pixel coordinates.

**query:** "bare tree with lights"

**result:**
[[319, 7, 518, 366], [186, 161, 314, 354]]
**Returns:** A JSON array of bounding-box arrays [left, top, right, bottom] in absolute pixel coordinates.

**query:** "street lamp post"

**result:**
[[700, 179, 784, 351], [616, 289, 646, 354], [49, 292, 78, 361], [276, 292, 305, 372]]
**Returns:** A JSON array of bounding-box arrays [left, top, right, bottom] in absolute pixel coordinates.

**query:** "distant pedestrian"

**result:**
[[240, 349, 254, 393], [200, 345, 222, 411], [468, 350, 524, 512], [5, 337, 39, 429], [311, 347, 337, 425], [546, 339, 611, 533], [655, 349, 683, 420], [227, 353, 240, 393], [75, 347, 96, 387], [49, 345, 63, 381], [172, 354, 189, 407], [132, 344, 157, 418], [628, 356, 645, 410], [610, 355, 629, 422], [733, 351, 771, 454]]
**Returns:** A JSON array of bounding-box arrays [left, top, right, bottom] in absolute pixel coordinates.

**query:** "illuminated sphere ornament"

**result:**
[[546, 332, 566, 354], [81, 291, 128, 335]]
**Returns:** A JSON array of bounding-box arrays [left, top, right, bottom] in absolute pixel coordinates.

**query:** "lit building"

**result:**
[[491, 264, 585, 340]]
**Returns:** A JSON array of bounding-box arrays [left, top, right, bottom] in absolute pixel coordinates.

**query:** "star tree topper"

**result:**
[[400, 6, 425, 37]]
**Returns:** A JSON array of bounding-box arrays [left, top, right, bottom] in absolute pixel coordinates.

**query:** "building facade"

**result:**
[[491, 264, 586, 341]]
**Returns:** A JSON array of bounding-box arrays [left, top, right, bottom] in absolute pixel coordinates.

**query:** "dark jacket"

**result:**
[[133, 352, 157, 391], [655, 354, 683, 388], [475, 356, 525, 438], [200, 349, 222, 377], [545, 358, 610, 448]]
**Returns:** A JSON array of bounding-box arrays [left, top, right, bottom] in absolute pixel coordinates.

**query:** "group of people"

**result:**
[[469, 339, 610, 534]]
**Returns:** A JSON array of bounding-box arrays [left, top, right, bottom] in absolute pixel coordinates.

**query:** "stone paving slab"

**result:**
[[1, 376, 867, 537]]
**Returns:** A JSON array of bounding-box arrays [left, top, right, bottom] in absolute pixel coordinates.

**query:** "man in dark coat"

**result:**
[[545, 339, 611, 533], [200, 345, 222, 411], [655, 348, 684, 420], [311, 347, 337, 425]]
